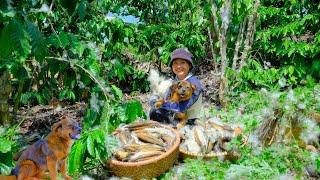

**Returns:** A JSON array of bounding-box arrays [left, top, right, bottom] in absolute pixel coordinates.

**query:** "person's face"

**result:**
[[172, 59, 190, 80]]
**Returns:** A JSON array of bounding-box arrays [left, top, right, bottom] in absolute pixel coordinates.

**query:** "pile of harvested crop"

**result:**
[[179, 118, 242, 159], [111, 121, 177, 162]]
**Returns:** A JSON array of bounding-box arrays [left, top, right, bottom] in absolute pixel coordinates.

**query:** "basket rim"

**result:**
[[179, 147, 227, 158], [108, 121, 181, 167]]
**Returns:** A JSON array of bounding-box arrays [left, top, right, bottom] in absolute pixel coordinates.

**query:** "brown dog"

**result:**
[[155, 81, 196, 129], [7, 116, 81, 180]]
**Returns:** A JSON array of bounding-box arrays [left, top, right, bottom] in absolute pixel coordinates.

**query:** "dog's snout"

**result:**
[[180, 86, 187, 93]]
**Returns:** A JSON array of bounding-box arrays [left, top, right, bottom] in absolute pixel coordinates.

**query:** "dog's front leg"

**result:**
[[47, 156, 58, 180], [60, 159, 72, 180], [176, 112, 187, 129]]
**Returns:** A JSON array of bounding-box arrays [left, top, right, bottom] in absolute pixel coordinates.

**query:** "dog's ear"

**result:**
[[52, 121, 62, 132], [191, 84, 196, 92], [60, 115, 68, 122], [170, 82, 179, 91]]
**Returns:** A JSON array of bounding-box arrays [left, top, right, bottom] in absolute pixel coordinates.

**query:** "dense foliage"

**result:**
[[0, 0, 319, 178], [240, 0, 320, 90]]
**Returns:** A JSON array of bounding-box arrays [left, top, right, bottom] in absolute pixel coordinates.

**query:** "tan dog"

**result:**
[[155, 81, 196, 129], [5, 116, 81, 180]]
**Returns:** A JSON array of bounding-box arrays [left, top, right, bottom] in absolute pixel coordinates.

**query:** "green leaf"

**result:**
[[124, 100, 146, 123], [92, 129, 105, 144], [59, 32, 70, 48], [70, 39, 85, 57], [59, 89, 76, 100], [86, 134, 95, 157], [0, 138, 12, 153], [288, 48, 295, 57], [0, 21, 15, 58], [86, 129, 105, 159], [111, 85, 123, 100], [77, 0, 87, 21], [288, 65, 294, 75], [87, 58, 100, 76], [311, 60, 320, 71], [10, 20, 31, 58], [68, 140, 86, 174], [0, 162, 12, 175], [10, 63, 29, 80], [114, 60, 125, 80], [26, 21, 47, 61]]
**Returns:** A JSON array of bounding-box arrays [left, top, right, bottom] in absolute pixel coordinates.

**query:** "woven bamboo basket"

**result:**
[[108, 122, 181, 180], [309, 111, 320, 123], [179, 148, 227, 160]]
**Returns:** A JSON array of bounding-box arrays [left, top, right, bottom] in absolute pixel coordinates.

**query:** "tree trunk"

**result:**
[[0, 70, 12, 125]]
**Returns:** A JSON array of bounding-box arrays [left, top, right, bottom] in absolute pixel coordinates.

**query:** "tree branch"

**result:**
[[45, 57, 114, 101], [207, 27, 218, 72], [218, 0, 231, 106], [238, 0, 260, 71], [232, 18, 247, 70], [219, 0, 231, 76], [211, 4, 220, 39]]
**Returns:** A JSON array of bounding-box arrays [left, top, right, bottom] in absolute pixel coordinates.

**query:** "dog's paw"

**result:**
[[155, 99, 164, 109], [64, 175, 73, 180], [176, 123, 184, 130]]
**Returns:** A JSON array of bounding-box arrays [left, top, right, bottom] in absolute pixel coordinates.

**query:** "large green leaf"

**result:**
[[0, 138, 12, 153], [26, 21, 47, 61], [68, 140, 86, 174], [10, 20, 31, 58], [86, 129, 106, 159], [48, 32, 70, 48], [0, 21, 15, 58], [124, 99, 146, 123]]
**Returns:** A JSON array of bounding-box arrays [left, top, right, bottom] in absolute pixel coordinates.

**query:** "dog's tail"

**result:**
[[148, 69, 161, 94], [148, 69, 172, 97]]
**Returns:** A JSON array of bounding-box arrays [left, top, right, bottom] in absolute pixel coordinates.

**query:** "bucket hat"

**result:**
[[169, 48, 193, 69]]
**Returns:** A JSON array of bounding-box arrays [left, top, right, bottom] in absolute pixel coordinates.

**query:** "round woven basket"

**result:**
[[179, 148, 227, 160], [309, 111, 320, 123], [107, 122, 181, 180]]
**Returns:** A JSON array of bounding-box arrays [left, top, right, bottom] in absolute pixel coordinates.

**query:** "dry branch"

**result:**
[[257, 109, 283, 146], [207, 27, 219, 73]]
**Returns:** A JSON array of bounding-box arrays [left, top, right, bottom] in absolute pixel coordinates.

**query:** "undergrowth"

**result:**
[[162, 84, 320, 179]]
